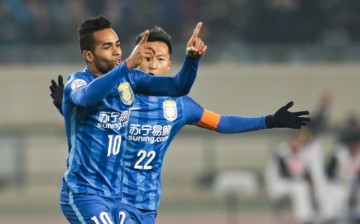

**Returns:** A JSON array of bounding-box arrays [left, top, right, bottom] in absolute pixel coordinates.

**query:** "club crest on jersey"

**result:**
[[163, 100, 177, 121], [117, 82, 134, 105]]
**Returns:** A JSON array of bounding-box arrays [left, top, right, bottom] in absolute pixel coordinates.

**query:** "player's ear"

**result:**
[[83, 50, 94, 63], [167, 59, 171, 72]]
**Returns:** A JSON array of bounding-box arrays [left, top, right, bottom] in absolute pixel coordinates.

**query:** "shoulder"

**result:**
[[67, 71, 92, 83], [179, 96, 204, 123], [64, 71, 91, 93], [181, 96, 202, 108]]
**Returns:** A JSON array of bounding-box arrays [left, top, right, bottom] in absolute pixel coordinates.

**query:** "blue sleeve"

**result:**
[[69, 62, 130, 106], [216, 115, 267, 133], [182, 96, 204, 124], [181, 96, 267, 133], [131, 56, 199, 96]]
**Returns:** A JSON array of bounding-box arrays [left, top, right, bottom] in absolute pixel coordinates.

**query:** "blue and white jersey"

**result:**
[[121, 94, 268, 211], [60, 56, 199, 200], [62, 66, 137, 197], [121, 95, 204, 210]]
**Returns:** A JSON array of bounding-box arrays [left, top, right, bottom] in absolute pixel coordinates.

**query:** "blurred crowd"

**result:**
[[1, 0, 360, 45], [265, 92, 360, 224]]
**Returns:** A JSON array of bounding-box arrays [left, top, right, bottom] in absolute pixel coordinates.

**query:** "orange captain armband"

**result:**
[[197, 109, 221, 131]]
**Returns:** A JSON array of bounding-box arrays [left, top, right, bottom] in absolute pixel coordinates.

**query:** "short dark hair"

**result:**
[[78, 16, 111, 52], [135, 27, 172, 55]]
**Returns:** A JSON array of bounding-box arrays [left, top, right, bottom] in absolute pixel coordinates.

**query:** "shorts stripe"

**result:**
[[69, 192, 87, 224]]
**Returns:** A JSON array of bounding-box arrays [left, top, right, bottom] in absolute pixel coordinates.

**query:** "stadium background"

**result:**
[[1, 0, 360, 223]]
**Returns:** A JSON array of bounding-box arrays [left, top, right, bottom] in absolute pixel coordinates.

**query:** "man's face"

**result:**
[[89, 28, 122, 74], [137, 41, 171, 76], [289, 135, 304, 153]]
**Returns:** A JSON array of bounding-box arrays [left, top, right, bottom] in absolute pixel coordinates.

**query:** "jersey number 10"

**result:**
[[107, 135, 122, 156]]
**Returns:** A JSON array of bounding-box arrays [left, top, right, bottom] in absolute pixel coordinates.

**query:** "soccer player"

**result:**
[[120, 27, 311, 224], [51, 27, 310, 224], [56, 16, 206, 224]]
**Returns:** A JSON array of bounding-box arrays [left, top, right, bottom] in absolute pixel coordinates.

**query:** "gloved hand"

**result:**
[[49, 75, 64, 114], [265, 101, 311, 129]]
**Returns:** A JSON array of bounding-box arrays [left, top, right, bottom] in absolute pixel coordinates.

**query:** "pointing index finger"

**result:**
[[191, 22, 202, 39], [139, 30, 149, 44]]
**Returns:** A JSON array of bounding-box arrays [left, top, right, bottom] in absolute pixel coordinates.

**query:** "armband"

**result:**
[[197, 109, 220, 130]]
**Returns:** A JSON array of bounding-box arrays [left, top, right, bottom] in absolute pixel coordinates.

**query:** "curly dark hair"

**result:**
[[78, 16, 111, 52]]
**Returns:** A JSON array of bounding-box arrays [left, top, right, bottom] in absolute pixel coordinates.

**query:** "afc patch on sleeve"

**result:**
[[71, 79, 87, 90]]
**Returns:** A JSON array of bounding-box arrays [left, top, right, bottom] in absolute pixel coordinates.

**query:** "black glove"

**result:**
[[265, 101, 311, 129], [49, 75, 64, 114]]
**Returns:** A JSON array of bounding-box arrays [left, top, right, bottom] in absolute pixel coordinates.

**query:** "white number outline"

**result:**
[[91, 211, 125, 224], [134, 150, 156, 170], [107, 135, 122, 156], [119, 211, 126, 224], [91, 211, 113, 224]]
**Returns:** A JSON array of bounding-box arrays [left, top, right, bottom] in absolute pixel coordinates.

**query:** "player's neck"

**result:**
[[88, 64, 103, 78]]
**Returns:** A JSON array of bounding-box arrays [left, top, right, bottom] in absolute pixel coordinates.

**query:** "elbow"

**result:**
[[179, 89, 190, 96], [214, 128, 228, 134], [73, 98, 97, 107]]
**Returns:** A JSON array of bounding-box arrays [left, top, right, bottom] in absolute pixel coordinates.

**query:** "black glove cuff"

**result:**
[[265, 115, 274, 129]]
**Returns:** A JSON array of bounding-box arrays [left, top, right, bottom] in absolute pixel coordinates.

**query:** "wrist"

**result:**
[[124, 59, 134, 69], [186, 54, 200, 61], [265, 115, 274, 129]]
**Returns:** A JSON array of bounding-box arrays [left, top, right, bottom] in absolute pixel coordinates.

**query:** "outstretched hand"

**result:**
[[49, 75, 64, 114], [186, 22, 207, 59], [265, 101, 311, 129], [125, 30, 155, 69]]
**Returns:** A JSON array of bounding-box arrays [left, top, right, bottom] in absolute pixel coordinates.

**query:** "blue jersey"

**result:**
[[121, 95, 201, 210], [121, 94, 267, 210], [61, 57, 199, 199]]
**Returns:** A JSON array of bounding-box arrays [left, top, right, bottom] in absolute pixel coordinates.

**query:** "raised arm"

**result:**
[[68, 62, 131, 106], [131, 22, 206, 96]]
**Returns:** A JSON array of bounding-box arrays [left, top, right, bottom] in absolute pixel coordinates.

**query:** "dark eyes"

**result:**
[[103, 44, 120, 50]]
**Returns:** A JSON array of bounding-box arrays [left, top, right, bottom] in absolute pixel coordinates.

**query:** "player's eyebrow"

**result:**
[[101, 40, 120, 47]]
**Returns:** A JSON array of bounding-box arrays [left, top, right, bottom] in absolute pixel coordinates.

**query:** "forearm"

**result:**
[[71, 62, 130, 106], [134, 56, 199, 96], [172, 55, 199, 95], [216, 115, 267, 133]]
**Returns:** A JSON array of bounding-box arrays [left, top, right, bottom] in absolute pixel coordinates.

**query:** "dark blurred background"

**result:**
[[1, 0, 360, 63]]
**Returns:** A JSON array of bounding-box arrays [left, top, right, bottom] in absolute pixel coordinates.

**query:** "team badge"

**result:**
[[163, 100, 177, 121], [117, 82, 134, 105], [71, 79, 87, 90]]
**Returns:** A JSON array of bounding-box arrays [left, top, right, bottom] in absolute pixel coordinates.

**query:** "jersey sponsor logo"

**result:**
[[117, 82, 134, 105], [128, 124, 172, 144], [71, 79, 87, 90], [96, 110, 129, 130], [163, 100, 177, 122]]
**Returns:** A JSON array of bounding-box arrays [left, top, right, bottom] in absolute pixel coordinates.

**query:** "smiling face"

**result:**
[[83, 28, 122, 77], [137, 41, 171, 76]]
